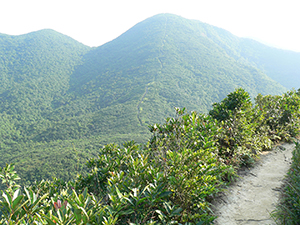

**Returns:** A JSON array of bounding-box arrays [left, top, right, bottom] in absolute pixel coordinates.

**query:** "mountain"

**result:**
[[0, 29, 90, 118], [60, 13, 288, 138], [0, 30, 92, 181], [193, 24, 300, 89], [0, 14, 299, 183], [238, 38, 300, 89]]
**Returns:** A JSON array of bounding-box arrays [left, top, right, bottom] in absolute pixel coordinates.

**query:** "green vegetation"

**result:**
[[201, 24, 300, 89], [1, 88, 299, 224], [271, 142, 300, 224], [0, 14, 300, 189], [1, 12, 300, 224], [239, 38, 300, 89], [1, 14, 297, 184]]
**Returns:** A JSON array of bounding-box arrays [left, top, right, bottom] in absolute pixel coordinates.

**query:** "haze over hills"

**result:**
[[0, 13, 299, 182], [238, 38, 300, 89]]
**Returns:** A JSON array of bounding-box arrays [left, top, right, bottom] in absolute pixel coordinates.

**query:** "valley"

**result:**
[[0, 13, 300, 184]]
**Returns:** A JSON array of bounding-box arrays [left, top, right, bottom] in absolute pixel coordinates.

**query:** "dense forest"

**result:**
[[0, 13, 300, 185], [1, 88, 300, 224]]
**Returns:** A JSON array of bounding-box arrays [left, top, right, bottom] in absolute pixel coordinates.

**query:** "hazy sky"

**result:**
[[1, 0, 299, 52]]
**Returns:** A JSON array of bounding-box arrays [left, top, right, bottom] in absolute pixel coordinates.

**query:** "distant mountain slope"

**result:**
[[238, 38, 300, 89], [62, 13, 286, 135], [0, 14, 296, 183], [0, 29, 90, 119], [0, 30, 92, 182], [197, 24, 300, 89]]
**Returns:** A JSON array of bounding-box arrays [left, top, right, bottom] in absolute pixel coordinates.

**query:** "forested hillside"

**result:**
[[0, 13, 299, 183], [1, 88, 299, 224], [0, 30, 92, 182], [239, 38, 300, 89], [194, 22, 300, 89]]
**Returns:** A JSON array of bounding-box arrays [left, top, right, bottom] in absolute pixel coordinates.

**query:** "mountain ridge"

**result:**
[[0, 13, 299, 183]]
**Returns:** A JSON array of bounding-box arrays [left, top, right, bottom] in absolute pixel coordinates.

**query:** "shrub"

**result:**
[[148, 108, 234, 222], [0, 164, 106, 224], [1, 88, 300, 224], [255, 90, 300, 142], [271, 142, 300, 224], [209, 88, 259, 166]]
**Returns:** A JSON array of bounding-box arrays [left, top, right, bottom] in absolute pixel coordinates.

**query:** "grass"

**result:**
[[271, 140, 300, 224]]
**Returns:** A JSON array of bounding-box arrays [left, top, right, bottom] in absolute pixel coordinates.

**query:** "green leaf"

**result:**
[[12, 189, 20, 201], [171, 207, 182, 215], [119, 209, 134, 215], [155, 209, 165, 217], [12, 195, 24, 210], [158, 191, 172, 199], [3, 191, 12, 207]]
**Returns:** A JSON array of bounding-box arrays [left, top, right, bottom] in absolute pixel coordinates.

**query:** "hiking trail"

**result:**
[[212, 141, 298, 225]]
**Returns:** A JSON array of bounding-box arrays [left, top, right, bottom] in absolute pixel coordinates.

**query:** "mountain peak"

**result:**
[[0, 14, 299, 182]]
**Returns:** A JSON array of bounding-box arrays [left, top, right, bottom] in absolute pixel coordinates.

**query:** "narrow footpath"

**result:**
[[213, 142, 297, 225]]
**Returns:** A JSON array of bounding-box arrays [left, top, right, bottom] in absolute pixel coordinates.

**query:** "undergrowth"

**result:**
[[271, 141, 300, 225], [0, 88, 300, 224]]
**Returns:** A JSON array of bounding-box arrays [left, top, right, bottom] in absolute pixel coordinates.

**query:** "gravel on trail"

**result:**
[[212, 142, 297, 225]]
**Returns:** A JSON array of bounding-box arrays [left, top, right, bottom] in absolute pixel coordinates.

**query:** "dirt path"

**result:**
[[212, 142, 296, 225]]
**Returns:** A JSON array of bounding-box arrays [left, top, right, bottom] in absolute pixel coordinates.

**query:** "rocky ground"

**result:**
[[212, 142, 297, 225]]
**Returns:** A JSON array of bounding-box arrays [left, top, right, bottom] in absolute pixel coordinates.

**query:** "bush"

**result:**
[[255, 90, 300, 142], [210, 88, 260, 167], [271, 142, 300, 224], [148, 108, 234, 222], [75, 108, 234, 224], [1, 88, 300, 224]]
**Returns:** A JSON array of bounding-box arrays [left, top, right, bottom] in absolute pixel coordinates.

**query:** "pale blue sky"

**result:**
[[1, 0, 299, 52]]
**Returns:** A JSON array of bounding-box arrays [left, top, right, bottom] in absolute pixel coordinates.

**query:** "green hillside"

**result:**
[[0, 30, 93, 182], [200, 25, 300, 89], [0, 14, 296, 183], [59, 13, 287, 141], [238, 38, 300, 89]]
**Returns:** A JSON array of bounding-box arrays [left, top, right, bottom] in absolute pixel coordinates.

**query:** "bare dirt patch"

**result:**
[[212, 142, 296, 225]]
